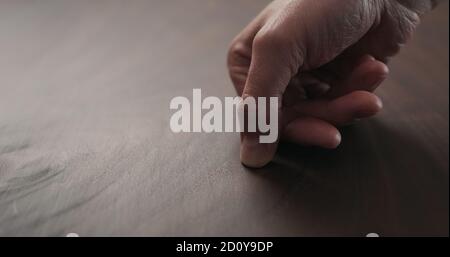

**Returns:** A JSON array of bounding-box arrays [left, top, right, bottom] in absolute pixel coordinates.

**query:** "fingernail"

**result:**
[[355, 95, 383, 118], [240, 134, 275, 168], [307, 82, 330, 98], [326, 132, 342, 149], [334, 132, 342, 147], [357, 55, 375, 65], [375, 96, 383, 110]]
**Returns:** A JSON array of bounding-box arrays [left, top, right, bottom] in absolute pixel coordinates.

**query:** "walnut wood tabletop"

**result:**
[[0, 0, 448, 236]]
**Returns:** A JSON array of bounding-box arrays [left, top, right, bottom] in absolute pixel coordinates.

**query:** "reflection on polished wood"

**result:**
[[0, 0, 448, 236]]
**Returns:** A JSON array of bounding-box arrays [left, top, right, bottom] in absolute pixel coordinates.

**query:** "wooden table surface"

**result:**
[[0, 0, 448, 236]]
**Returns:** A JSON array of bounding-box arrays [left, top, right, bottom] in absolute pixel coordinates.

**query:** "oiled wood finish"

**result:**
[[0, 0, 448, 236]]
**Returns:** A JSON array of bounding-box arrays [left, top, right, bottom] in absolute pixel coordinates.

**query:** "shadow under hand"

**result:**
[[245, 119, 448, 236]]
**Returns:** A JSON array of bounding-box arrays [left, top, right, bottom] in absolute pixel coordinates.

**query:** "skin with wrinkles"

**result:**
[[227, 0, 436, 168]]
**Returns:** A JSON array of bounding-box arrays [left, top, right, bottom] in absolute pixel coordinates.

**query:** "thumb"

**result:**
[[240, 32, 299, 168]]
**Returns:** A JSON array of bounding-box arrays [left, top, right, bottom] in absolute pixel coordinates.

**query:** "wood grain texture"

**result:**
[[0, 0, 448, 236]]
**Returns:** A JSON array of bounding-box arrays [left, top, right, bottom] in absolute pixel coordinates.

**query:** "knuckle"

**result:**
[[227, 40, 250, 67], [252, 29, 302, 78], [228, 40, 246, 59], [392, 2, 421, 43], [253, 29, 289, 52]]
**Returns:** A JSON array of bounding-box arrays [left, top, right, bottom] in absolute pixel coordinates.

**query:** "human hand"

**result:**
[[227, 0, 434, 167]]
